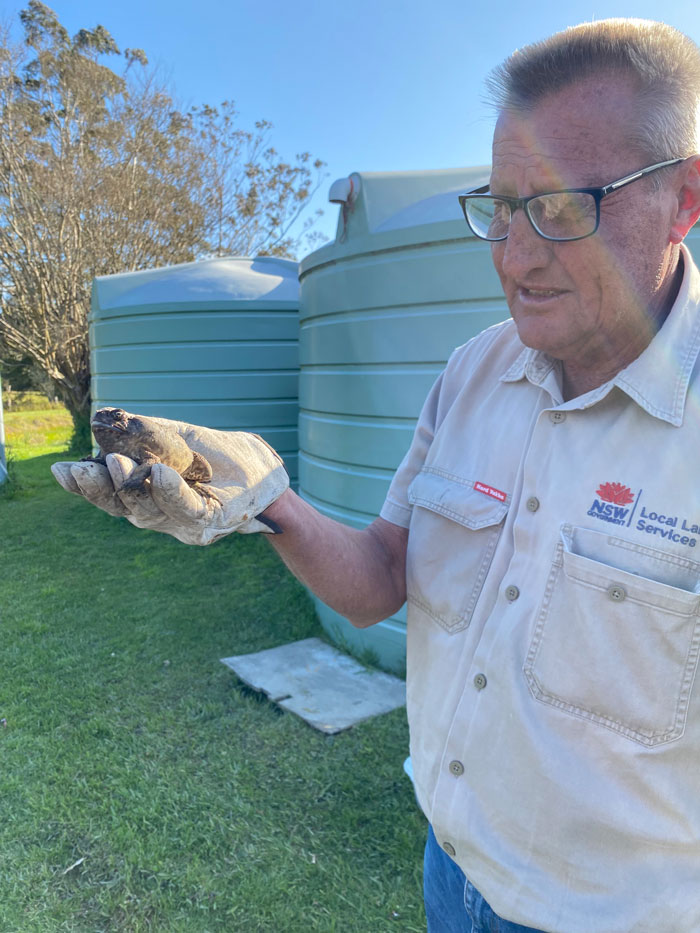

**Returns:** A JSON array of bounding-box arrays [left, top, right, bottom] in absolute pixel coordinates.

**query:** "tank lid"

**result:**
[[373, 184, 476, 233], [93, 256, 299, 311], [300, 167, 490, 275], [342, 167, 488, 234]]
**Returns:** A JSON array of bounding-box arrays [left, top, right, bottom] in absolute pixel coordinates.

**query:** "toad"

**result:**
[[87, 407, 222, 504]]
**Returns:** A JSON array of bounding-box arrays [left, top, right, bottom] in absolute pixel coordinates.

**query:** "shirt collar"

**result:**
[[500, 244, 700, 425]]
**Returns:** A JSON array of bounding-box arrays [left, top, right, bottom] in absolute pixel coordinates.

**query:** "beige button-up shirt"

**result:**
[[381, 245, 700, 932]]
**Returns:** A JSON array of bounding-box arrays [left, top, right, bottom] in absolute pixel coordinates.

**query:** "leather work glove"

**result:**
[[51, 417, 289, 546]]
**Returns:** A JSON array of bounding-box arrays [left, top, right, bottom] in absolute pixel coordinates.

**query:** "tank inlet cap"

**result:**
[[328, 173, 361, 205]]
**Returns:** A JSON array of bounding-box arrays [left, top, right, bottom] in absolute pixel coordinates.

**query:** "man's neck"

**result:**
[[560, 253, 684, 401]]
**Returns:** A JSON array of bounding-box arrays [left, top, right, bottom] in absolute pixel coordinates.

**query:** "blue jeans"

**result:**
[[423, 825, 546, 932]]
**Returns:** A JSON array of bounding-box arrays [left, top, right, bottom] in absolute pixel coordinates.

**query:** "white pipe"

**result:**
[[0, 375, 7, 482], [328, 173, 362, 205]]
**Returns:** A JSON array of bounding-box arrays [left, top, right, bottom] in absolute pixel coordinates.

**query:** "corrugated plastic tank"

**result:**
[[298, 168, 508, 672], [90, 256, 300, 484], [687, 224, 700, 266]]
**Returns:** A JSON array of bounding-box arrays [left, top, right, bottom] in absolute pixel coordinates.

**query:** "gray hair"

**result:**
[[486, 19, 700, 166]]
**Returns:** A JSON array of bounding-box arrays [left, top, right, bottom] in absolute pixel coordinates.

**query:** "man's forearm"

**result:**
[[260, 489, 408, 628]]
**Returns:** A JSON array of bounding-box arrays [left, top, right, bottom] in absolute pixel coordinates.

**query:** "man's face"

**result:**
[[490, 76, 680, 379]]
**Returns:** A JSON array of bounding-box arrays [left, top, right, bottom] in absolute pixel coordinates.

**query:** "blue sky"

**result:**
[[2, 0, 699, 252]]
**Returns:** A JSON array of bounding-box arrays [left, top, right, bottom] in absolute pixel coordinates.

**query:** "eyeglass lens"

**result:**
[[466, 191, 598, 241]]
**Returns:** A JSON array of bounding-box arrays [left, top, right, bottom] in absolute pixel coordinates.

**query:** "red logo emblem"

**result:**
[[596, 482, 635, 506], [474, 481, 507, 503]]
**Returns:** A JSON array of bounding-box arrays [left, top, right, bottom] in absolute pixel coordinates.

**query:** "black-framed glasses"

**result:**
[[458, 158, 684, 242]]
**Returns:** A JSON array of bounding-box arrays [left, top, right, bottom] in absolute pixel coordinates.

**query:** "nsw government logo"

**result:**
[[587, 481, 641, 527]]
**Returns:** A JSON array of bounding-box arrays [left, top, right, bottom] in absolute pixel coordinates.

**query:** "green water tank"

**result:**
[[90, 256, 300, 484], [298, 168, 508, 672], [687, 225, 700, 265]]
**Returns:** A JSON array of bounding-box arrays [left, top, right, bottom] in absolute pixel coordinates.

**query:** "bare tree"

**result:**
[[0, 3, 326, 444], [192, 102, 326, 258]]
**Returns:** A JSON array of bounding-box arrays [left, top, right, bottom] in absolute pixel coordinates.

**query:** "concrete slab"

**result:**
[[221, 637, 406, 734]]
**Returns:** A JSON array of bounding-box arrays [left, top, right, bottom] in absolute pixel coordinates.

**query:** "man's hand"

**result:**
[[51, 418, 289, 546]]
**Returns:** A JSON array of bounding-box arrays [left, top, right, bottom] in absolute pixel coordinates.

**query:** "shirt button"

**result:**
[[608, 584, 626, 602], [549, 411, 567, 424], [449, 760, 465, 777], [474, 673, 487, 690], [443, 841, 456, 857], [526, 496, 540, 513], [505, 584, 520, 601]]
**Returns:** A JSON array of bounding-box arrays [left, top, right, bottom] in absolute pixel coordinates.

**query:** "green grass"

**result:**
[[0, 410, 426, 932]]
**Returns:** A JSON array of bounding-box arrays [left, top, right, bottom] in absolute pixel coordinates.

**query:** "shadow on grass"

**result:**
[[0, 446, 423, 932], [1, 446, 324, 656], [2, 449, 81, 498]]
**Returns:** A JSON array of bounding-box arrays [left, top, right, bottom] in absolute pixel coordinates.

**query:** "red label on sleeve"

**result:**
[[474, 481, 507, 502]]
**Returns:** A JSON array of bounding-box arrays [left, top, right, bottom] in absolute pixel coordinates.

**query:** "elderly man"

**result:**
[[54, 18, 700, 933]]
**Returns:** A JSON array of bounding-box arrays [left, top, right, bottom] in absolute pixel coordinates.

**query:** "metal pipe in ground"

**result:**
[[0, 376, 8, 483]]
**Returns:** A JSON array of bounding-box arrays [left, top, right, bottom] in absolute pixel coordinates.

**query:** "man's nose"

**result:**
[[498, 208, 552, 277]]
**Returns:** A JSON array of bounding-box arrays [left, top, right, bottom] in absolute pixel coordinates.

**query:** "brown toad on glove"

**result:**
[[52, 408, 289, 544], [86, 408, 222, 504]]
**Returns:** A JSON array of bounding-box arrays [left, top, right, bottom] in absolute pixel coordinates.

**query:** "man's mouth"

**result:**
[[91, 415, 126, 432], [517, 286, 568, 302]]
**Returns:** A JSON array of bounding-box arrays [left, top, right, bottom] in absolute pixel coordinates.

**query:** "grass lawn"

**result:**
[[0, 410, 426, 932]]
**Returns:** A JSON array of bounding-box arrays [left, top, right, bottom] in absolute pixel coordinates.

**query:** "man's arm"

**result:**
[[261, 489, 408, 628]]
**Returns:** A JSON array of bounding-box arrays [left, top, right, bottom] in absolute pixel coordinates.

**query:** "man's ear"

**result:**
[[670, 156, 700, 244]]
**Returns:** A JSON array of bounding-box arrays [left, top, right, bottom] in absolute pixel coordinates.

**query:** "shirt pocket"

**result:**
[[406, 469, 508, 634], [524, 524, 700, 747]]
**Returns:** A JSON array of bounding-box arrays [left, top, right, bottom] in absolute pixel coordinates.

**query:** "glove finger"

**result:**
[[105, 454, 169, 525], [51, 461, 83, 496], [103, 452, 137, 490], [149, 462, 209, 523], [69, 461, 128, 517]]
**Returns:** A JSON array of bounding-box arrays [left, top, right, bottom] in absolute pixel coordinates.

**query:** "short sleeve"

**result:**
[[379, 370, 445, 528]]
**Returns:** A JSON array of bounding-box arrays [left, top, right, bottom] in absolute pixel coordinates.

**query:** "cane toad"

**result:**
[[87, 407, 221, 504]]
